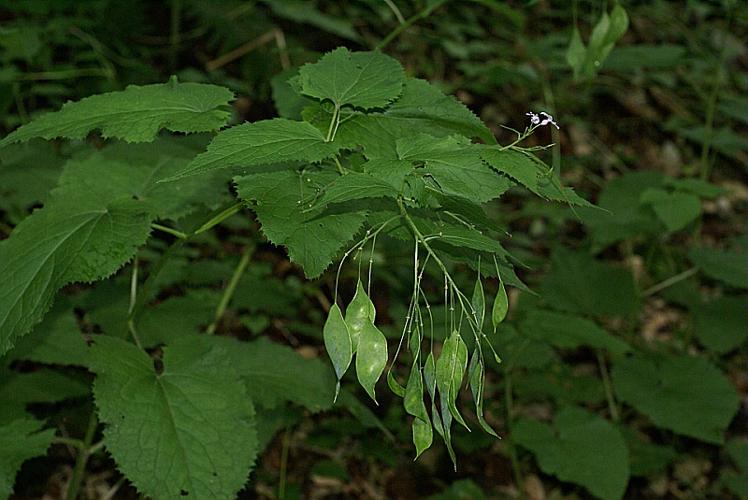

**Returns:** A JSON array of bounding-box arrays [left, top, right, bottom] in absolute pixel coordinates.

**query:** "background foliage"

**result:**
[[0, 1, 746, 499]]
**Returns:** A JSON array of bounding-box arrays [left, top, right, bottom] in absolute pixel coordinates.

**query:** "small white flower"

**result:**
[[526, 111, 560, 129], [539, 111, 560, 129]]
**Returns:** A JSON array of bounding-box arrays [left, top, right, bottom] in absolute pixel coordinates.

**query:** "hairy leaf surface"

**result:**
[[0, 79, 233, 146], [0, 418, 55, 498], [90, 336, 257, 500], [236, 170, 366, 278], [297, 47, 404, 109], [166, 119, 341, 181]]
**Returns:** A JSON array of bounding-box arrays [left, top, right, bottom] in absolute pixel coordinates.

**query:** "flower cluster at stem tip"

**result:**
[[526, 111, 560, 129]]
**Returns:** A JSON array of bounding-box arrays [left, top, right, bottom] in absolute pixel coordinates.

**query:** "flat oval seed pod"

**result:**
[[491, 280, 508, 332], [323, 303, 353, 384], [355, 320, 387, 403], [345, 279, 376, 351], [471, 278, 485, 331], [387, 370, 406, 397], [435, 331, 469, 431]]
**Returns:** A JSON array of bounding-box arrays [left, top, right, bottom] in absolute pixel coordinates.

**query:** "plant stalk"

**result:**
[[66, 412, 98, 500], [206, 244, 255, 334]]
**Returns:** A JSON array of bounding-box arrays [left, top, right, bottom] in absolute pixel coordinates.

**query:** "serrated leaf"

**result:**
[[612, 354, 739, 444], [298, 47, 404, 109], [6, 300, 89, 367], [689, 247, 748, 289], [398, 135, 511, 202], [0, 418, 56, 498], [59, 139, 228, 220], [236, 170, 365, 278], [323, 304, 353, 383], [166, 118, 342, 181], [0, 367, 90, 422], [345, 279, 376, 351], [90, 335, 257, 500], [513, 407, 629, 500], [541, 247, 639, 318], [315, 171, 398, 208], [384, 77, 494, 144], [691, 296, 748, 354], [0, 193, 151, 356], [577, 171, 664, 251], [0, 79, 234, 146], [640, 188, 701, 232], [481, 148, 592, 207], [207, 336, 335, 412], [519, 310, 630, 355], [356, 320, 388, 402]]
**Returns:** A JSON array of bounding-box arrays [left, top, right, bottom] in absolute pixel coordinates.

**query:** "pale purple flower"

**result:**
[[526, 111, 560, 129]]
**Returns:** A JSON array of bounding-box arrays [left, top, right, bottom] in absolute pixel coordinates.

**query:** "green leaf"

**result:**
[[622, 428, 677, 477], [265, 1, 361, 41], [345, 279, 376, 351], [236, 170, 366, 278], [513, 407, 629, 500], [0, 192, 151, 356], [612, 354, 739, 444], [0, 368, 90, 422], [387, 370, 406, 397], [491, 280, 508, 331], [6, 300, 89, 367], [397, 135, 510, 202], [0, 418, 56, 498], [297, 47, 404, 109], [691, 296, 748, 354], [355, 321, 388, 403], [541, 247, 639, 318], [0, 141, 63, 224], [323, 304, 353, 383], [59, 140, 228, 221], [90, 335, 257, 500], [566, 27, 586, 78], [640, 188, 701, 232], [689, 247, 748, 289], [315, 171, 398, 207], [385, 78, 495, 144], [0, 79, 234, 146], [519, 310, 630, 355], [166, 118, 342, 181], [207, 336, 335, 412], [577, 172, 663, 252]]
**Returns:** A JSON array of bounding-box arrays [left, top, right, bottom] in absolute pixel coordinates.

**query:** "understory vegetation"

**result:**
[[0, 1, 746, 499]]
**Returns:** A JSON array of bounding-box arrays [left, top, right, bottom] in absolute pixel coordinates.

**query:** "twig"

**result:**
[[205, 30, 279, 71]]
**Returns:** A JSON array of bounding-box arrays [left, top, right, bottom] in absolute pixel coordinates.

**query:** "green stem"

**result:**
[[66, 413, 98, 500], [278, 426, 291, 499], [206, 244, 255, 334], [596, 350, 619, 421], [151, 223, 188, 239], [127, 201, 244, 340], [52, 437, 87, 450], [641, 267, 698, 297], [503, 368, 524, 498], [325, 104, 340, 142], [375, 0, 447, 51]]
